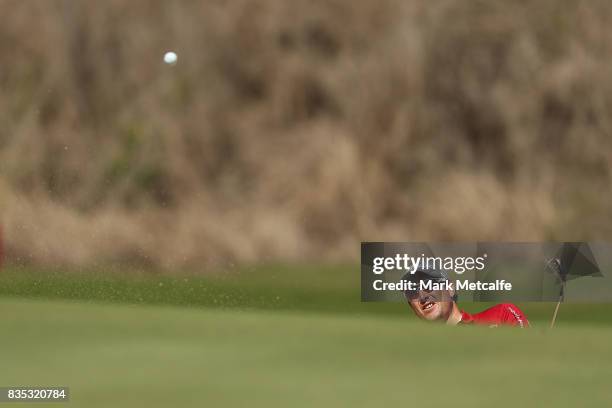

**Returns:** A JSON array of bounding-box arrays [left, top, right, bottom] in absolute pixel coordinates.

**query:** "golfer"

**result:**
[[402, 269, 529, 327]]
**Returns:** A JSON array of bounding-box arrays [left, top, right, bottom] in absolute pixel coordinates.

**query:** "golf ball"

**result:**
[[163, 51, 177, 65]]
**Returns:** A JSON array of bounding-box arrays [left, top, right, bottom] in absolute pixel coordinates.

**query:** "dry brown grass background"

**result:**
[[1, 0, 612, 270]]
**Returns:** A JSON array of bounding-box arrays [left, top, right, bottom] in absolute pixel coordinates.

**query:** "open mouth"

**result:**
[[421, 301, 435, 312]]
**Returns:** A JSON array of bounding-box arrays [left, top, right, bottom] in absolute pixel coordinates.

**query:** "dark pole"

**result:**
[[550, 280, 565, 329]]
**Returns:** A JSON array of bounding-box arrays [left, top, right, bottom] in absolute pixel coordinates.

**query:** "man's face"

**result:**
[[407, 288, 454, 322]]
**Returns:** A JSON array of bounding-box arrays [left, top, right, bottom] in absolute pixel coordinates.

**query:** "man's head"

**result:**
[[402, 269, 457, 322]]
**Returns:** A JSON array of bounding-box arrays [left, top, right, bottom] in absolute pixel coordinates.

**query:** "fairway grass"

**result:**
[[1, 298, 611, 407], [2, 266, 611, 325]]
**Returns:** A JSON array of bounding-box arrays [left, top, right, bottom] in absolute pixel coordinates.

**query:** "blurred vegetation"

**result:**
[[1, 0, 612, 268]]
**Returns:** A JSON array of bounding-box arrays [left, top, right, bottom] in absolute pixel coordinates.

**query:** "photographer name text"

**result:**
[[373, 279, 512, 291]]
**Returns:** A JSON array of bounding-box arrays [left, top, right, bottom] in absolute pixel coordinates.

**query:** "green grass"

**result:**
[[1, 297, 611, 408], [0, 265, 611, 325], [1, 266, 611, 406], [0, 264, 363, 311]]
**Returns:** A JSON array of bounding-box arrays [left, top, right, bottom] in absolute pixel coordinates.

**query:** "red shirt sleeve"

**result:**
[[463, 304, 529, 328]]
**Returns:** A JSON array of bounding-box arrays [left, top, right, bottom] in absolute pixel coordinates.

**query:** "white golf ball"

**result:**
[[163, 51, 177, 65]]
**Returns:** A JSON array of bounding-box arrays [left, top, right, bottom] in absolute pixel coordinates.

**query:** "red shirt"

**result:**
[[460, 304, 529, 328]]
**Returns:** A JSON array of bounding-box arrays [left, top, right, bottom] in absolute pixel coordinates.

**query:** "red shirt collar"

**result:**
[[459, 310, 474, 324]]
